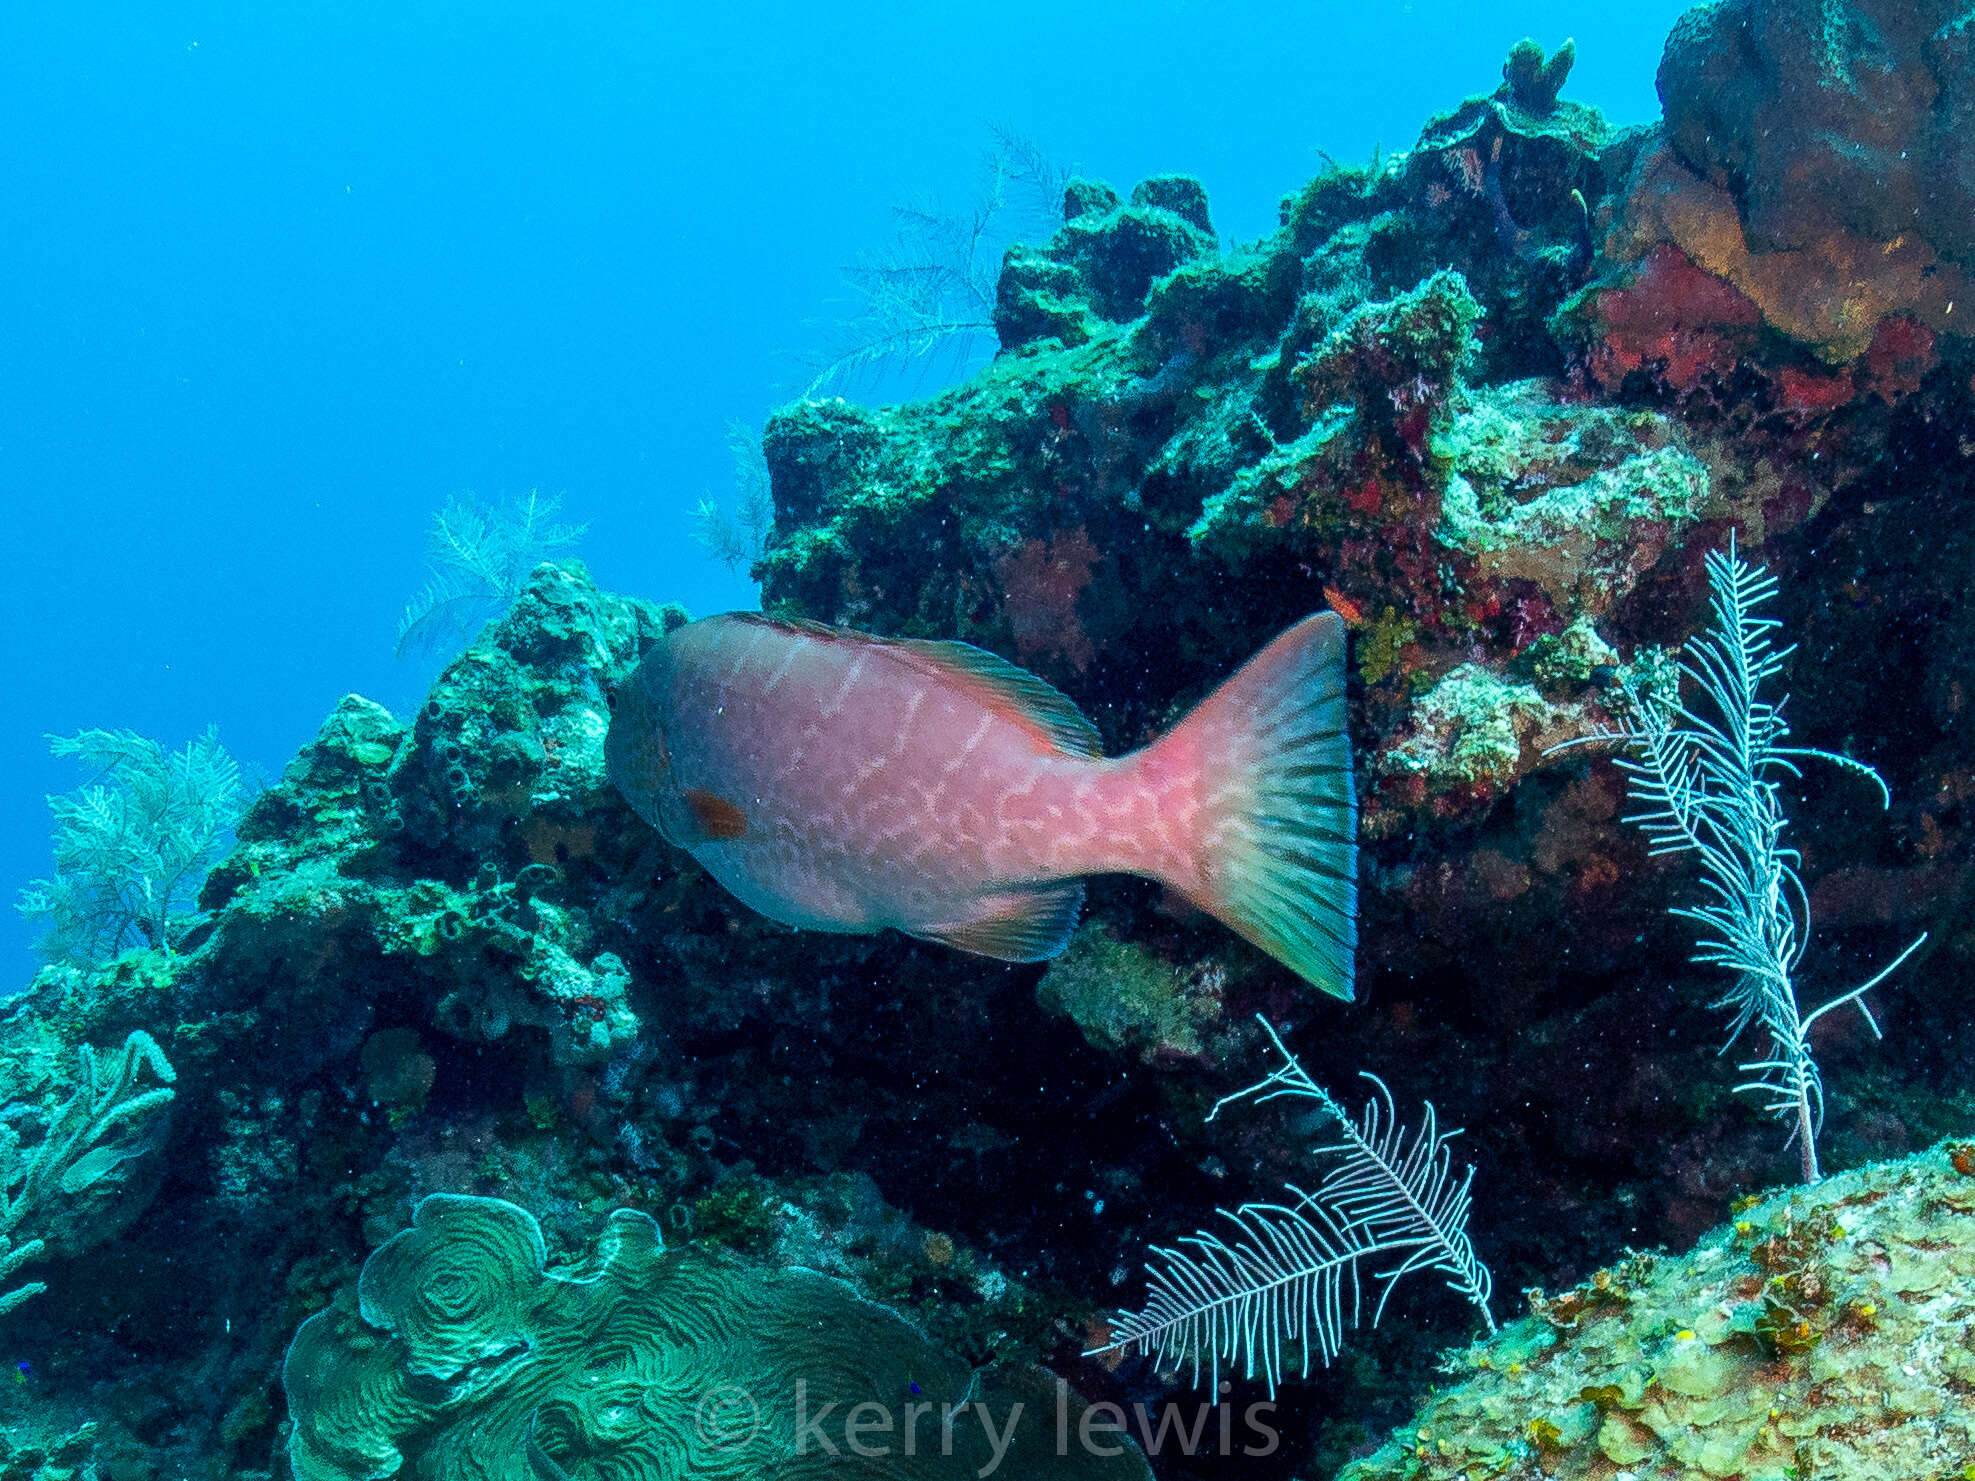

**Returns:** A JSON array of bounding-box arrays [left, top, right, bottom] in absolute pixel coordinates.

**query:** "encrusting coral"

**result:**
[[1342, 1144, 1975, 1481], [1565, 0, 1973, 373]]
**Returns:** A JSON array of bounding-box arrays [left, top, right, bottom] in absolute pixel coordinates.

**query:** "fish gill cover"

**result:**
[[2, 4, 1974, 1480]]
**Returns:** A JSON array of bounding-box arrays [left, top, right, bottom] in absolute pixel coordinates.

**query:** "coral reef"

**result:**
[[998, 176, 1221, 348], [1, 1030, 175, 1314], [0, 14, 1971, 1481], [1342, 1144, 1975, 1481], [1431, 383, 1707, 616], [0, 565, 1185, 1474], [1563, 0, 1973, 383]]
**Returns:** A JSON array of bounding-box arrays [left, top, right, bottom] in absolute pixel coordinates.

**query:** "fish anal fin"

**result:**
[[718, 612, 1103, 758], [914, 883, 1084, 963], [683, 788, 748, 841]]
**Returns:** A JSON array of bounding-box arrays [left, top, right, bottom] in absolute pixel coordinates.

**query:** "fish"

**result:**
[[1323, 586, 1365, 627], [606, 610, 1358, 999]]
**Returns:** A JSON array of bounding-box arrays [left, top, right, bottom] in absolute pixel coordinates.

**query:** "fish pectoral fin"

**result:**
[[913, 883, 1084, 963]]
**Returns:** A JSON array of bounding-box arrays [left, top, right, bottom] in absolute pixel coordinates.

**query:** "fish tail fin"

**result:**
[[1157, 612, 1358, 999]]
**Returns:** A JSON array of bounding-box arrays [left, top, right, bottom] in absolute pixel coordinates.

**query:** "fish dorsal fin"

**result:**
[[725, 612, 1103, 758], [892, 638, 1104, 757], [726, 611, 840, 641], [914, 883, 1084, 963]]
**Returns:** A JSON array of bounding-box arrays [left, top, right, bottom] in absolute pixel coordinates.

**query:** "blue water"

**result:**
[[0, 1, 1683, 987]]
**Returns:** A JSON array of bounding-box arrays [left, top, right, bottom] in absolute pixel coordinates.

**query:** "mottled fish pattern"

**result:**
[[607, 611, 1358, 998]]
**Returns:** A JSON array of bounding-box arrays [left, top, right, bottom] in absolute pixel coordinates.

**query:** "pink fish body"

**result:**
[[607, 612, 1358, 998]]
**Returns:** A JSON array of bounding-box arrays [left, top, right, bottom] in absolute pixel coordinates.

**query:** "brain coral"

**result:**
[[284, 1193, 1150, 1481]]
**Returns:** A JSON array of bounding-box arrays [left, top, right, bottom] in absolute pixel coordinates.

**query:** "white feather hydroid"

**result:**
[[1088, 1018, 1493, 1397], [1559, 538, 1925, 1183]]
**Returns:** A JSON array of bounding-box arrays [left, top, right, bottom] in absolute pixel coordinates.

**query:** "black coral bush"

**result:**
[[803, 126, 1068, 399], [691, 420, 776, 574], [1569, 542, 1924, 1183]]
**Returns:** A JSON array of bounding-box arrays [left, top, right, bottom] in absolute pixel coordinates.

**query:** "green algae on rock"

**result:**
[[1297, 269, 1483, 420], [1341, 1144, 1975, 1481], [1036, 922, 1227, 1062], [997, 175, 1219, 347], [1379, 665, 1578, 801], [1432, 381, 1709, 616], [285, 1192, 1150, 1481], [183, 560, 676, 1077]]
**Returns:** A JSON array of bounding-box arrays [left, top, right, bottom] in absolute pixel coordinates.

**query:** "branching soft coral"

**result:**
[[396, 490, 586, 660], [16, 728, 243, 967], [2, 1031, 177, 1317]]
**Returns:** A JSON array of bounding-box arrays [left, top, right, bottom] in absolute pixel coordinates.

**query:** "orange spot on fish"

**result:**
[[1323, 587, 1365, 627], [684, 789, 748, 840]]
